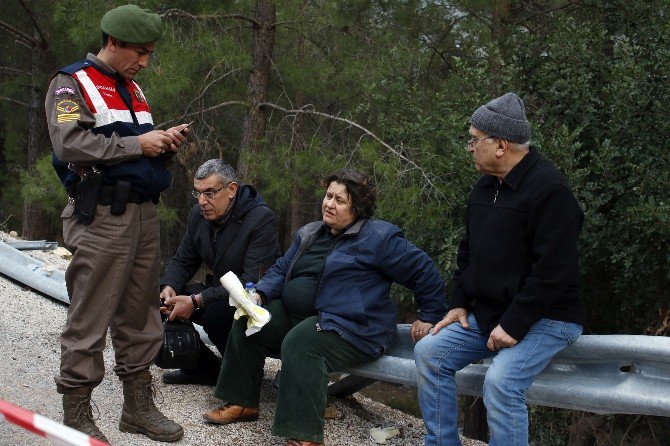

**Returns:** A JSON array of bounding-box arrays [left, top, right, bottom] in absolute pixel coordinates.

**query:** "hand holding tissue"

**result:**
[[220, 271, 271, 336]]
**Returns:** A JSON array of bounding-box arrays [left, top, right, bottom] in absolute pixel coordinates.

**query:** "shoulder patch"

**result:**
[[134, 89, 146, 103], [54, 86, 76, 97], [55, 99, 80, 123]]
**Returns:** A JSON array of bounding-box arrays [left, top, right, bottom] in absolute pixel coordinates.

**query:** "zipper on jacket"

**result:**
[[473, 182, 500, 289]]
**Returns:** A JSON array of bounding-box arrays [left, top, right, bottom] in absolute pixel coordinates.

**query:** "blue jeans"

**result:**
[[414, 314, 582, 446]]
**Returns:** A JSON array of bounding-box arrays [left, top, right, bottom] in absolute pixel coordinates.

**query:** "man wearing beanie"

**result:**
[[45, 4, 190, 443], [415, 92, 586, 445]]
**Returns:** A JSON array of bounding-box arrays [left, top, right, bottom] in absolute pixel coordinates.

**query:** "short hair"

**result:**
[[101, 32, 127, 48], [508, 141, 530, 152], [321, 168, 377, 219], [194, 159, 237, 185]]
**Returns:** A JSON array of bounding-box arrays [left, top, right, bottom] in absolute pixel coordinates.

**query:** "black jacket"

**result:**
[[160, 185, 281, 307], [451, 147, 586, 341]]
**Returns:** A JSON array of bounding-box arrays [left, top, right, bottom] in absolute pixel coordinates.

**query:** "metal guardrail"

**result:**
[[329, 324, 670, 417], [7, 240, 59, 251], [0, 240, 69, 303], [0, 239, 214, 345], [2, 240, 668, 417]]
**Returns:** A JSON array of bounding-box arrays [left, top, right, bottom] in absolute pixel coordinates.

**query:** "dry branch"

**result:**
[[161, 9, 260, 27], [0, 96, 30, 108], [259, 102, 445, 201], [0, 19, 38, 46]]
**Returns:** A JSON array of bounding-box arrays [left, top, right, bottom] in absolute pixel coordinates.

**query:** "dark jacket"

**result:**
[[451, 147, 586, 341], [256, 219, 447, 357], [160, 185, 280, 307]]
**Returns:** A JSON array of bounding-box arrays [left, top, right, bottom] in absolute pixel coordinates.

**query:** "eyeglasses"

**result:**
[[467, 135, 496, 149], [192, 185, 225, 200]]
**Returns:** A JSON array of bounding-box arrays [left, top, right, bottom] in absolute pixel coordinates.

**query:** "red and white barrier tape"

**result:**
[[0, 399, 109, 446]]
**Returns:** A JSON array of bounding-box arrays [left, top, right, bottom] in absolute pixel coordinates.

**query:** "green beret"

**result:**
[[101, 4, 164, 44]]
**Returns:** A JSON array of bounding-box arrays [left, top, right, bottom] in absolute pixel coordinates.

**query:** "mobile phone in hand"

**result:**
[[180, 121, 194, 135]]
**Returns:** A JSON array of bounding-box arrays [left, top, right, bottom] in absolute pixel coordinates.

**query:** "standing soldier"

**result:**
[[45, 4, 189, 443]]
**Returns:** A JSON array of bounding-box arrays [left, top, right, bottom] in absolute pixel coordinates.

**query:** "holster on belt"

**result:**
[[73, 169, 103, 225], [110, 180, 131, 215]]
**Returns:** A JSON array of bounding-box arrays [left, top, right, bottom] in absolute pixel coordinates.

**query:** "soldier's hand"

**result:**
[[138, 130, 173, 157], [164, 123, 190, 152]]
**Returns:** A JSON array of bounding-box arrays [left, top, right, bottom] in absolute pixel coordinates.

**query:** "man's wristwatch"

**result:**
[[190, 294, 200, 309]]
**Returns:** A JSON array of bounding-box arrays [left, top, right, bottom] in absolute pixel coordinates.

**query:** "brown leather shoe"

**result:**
[[202, 404, 259, 425], [285, 439, 324, 446]]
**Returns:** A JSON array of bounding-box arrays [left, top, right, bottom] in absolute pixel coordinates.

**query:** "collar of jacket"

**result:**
[[85, 52, 117, 78], [322, 218, 367, 237], [298, 218, 367, 249], [479, 145, 541, 192]]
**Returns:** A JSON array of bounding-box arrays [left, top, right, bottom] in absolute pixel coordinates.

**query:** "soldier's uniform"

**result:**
[[45, 5, 183, 442]]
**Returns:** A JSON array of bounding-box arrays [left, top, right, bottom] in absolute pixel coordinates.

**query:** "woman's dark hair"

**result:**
[[321, 168, 377, 219]]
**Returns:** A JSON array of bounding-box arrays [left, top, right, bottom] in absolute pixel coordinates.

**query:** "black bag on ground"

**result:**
[[155, 320, 200, 369]]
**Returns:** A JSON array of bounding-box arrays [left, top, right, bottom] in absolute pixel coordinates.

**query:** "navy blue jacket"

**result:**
[[256, 218, 447, 357]]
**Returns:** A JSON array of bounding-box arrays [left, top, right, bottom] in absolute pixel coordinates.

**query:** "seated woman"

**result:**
[[202, 168, 447, 446]]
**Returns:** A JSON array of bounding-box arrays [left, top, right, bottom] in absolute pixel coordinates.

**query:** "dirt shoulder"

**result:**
[[0, 233, 484, 446]]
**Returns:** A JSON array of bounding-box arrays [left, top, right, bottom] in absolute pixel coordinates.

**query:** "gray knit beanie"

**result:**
[[470, 92, 530, 143]]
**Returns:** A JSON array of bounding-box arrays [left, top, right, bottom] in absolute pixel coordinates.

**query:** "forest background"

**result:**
[[1, 1, 669, 444]]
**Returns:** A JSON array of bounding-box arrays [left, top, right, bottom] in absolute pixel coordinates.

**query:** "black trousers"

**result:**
[[182, 283, 235, 373]]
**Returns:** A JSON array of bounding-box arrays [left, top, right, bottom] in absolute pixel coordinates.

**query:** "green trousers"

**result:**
[[214, 299, 373, 443]]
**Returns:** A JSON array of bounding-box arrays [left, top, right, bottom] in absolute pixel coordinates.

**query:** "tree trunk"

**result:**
[[489, 0, 510, 97], [160, 156, 192, 266], [289, 1, 306, 237], [22, 26, 50, 240], [238, 0, 276, 183]]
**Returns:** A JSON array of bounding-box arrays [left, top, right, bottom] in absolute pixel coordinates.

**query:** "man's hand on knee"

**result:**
[[486, 324, 518, 351], [432, 307, 469, 334]]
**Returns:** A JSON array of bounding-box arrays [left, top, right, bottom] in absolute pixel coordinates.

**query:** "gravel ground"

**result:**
[[0, 232, 485, 446]]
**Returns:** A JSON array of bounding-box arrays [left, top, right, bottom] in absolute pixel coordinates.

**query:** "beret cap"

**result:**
[[101, 4, 163, 44]]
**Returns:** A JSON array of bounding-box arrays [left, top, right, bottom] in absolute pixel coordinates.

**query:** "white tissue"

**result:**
[[220, 271, 271, 336]]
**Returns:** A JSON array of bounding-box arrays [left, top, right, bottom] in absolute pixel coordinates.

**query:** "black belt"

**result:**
[[97, 185, 151, 205]]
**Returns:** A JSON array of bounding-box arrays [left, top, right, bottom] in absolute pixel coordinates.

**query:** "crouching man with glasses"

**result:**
[[159, 159, 280, 385]]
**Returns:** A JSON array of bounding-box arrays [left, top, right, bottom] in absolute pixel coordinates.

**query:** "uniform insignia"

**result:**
[[55, 86, 76, 97], [134, 90, 146, 103], [56, 99, 80, 123]]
